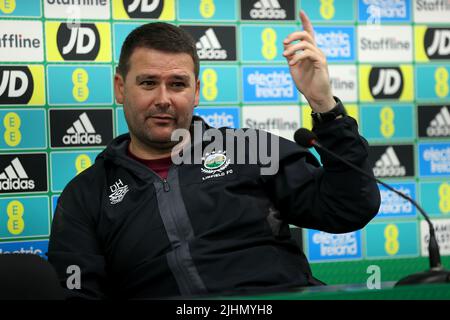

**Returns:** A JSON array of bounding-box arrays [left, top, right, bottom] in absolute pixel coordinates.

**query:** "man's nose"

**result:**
[[155, 84, 171, 108]]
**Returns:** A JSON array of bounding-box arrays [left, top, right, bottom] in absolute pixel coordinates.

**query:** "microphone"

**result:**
[[294, 128, 450, 286]]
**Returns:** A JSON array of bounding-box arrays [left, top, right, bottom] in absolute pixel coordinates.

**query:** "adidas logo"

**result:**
[[0, 157, 35, 191], [63, 112, 102, 145], [109, 179, 129, 205], [373, 147, 406, 177], [426, 106, 450, 137], [250, 0, 286, 19], [196, 28, 227, 60]]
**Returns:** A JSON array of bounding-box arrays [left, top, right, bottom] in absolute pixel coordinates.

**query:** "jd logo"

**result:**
[[425, 28, 450, 60], [0, 66, 33, 104], [57, 23, 100, 61], [123, 0, 163, 18], [369, 67, 403, 99]]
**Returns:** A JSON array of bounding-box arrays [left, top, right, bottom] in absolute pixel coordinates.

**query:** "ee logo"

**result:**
[[199, 0, 215, 18], [72, 68, 89, 102], [379, 106, 395, 138], [435, 67, 449, 98], [3, 112, 21, 147], [75, 154, 92, 174], [384, 224, 399, 256], [0, 0, 15, 14], [439, 182, 450, 214], [261, 28, 277, 60], [6, 200, 24, 235], [320, 0, 335, 20], [202, 68, 218, 101]]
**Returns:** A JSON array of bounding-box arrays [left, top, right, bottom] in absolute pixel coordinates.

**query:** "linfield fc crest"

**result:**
[[201, 151, 233, 181], [201, 150, 230, 174]]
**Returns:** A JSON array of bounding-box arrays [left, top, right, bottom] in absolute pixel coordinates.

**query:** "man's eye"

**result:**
[[141, 80, 155, 86], [172, 82, 186, 88]]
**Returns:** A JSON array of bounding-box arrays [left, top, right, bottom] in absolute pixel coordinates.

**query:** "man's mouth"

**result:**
[[151, 114, 174, 119], [149, 114, 176, 123]]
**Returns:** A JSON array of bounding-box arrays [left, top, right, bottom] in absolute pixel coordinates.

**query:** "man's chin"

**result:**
[[144, 136, 180, 150]]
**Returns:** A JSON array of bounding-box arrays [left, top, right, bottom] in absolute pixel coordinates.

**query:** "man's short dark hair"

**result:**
[[117, 22, 199, 79]]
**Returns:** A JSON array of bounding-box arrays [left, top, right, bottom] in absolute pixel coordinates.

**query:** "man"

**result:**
[[48, 11, 380, 299]]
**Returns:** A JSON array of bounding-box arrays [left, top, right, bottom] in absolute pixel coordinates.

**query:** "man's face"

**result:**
[[115, 47, 200, 151]]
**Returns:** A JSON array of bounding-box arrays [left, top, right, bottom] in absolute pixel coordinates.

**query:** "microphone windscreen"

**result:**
[[294, 128, 318, 148], [0, 254, 65, 300]]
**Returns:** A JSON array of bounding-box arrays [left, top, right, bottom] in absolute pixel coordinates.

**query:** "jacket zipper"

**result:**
[[143, 163, 171, 192], [162, 179, 170, 192]]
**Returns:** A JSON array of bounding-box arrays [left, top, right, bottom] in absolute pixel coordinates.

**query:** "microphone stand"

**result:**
[[310, 140, 450, 286]]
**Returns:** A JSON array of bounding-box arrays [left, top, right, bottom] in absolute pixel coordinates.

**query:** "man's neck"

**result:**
[[128, 139, 173, 160]]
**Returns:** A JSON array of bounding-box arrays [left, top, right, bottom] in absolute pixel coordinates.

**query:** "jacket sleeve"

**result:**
[[47, 175, 108, 300], [261, 115, 381, 234]]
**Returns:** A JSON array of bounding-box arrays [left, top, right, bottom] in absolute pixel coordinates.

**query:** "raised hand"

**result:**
[[283, 10, 335, 113]]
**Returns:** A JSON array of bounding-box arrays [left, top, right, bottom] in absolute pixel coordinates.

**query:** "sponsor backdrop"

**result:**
[[0, 0, 449, 273]]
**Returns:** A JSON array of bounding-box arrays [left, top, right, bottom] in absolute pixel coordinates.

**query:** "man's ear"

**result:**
[[194, 78, 200, 108], [114, 73, 125, 105]]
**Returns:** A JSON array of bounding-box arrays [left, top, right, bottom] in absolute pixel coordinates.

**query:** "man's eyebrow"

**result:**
[[135, 74, 191, 82], [171, 74, 190, 81], [135, 74, 156, 82]]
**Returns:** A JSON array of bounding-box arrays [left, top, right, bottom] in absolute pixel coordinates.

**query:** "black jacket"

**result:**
[[48, 115, 380, 299]]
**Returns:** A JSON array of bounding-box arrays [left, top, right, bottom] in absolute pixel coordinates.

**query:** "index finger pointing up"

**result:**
[[300, 10, 315, 42]]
